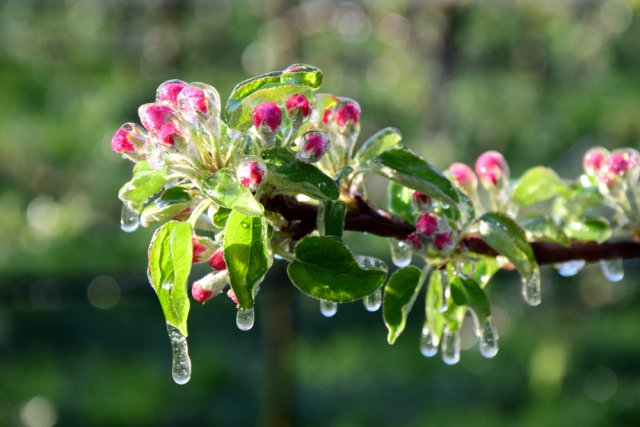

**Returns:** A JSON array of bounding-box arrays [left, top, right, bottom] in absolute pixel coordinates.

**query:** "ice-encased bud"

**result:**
[[139, 103, 177, 133], [191, 270, 228, 304], [475, 150, 509, 188], [252, 102, 282, 133], [583, 147, 609, 176], [335, 102, 360, 128], [285, 94, 311, 122], [111, 123, 147, 159], [411, 191, 431, 212], [156, 79, 186, 106], [177, 82, 221, 124], [415, 213, 438, 236], [447, 162, 478, 194], [296, 130, 329, 163], [236, 159, 267, 191]]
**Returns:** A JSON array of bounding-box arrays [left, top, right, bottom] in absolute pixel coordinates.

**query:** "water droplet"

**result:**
[[241, 221, 250, 229], [120, 203, 139, 233], [319, 299, 338, 317], [455, 259, 476, 279], [555, 259, 585, 277], [167, 323, 191, 385], [438, 269, 450, 313], [478, 317, 499, 358], [162, 282, 173, 291], [389, 239, 412, 267], [355, 256, 388, 274], [441, 325, 460, 365], [599, 258, 624, 282], [318, 182, 326, 190], [236, 307, 255, 331], [419, 326, 439, 357], [363, 288, 382, 312], [521, 267, 541, 306]]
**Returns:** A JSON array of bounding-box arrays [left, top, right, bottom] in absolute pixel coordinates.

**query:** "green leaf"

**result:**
[[202, 168, 263, 217], [262, 147, 339, 200], [383, 266, 423, 344], [287, 236, 387, 303], [511, 167, 569, 207], [355, 127, 402, 165], [118, 162, 171, 211], [563, 217, 611, 243], [317, 200, 346, 238], [371, 147, 460, 213], [224, 71, 281, 120], [476, 213, 536, 279], [224, 211, 270, 309], [280, 64, 323, 88], [522, 214, 571, 246], [140, 200, 192, 228], [450, 277, 491, 321], [424, 269, 445, 341], [387, 181, 415, 222], [211, 207, 231, 228], [147, 221, 193, 336]]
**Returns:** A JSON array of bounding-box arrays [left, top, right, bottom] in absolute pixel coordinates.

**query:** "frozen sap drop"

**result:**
[[599, 258, 624, 282], [419, 326, 439, 357], [319, 299, 338, 317], [441, 325, 461, 365], [478, 318, 499, 359], [363, 288, 382, 312], [389, 239, 412, 268], [167, 323, 191, 385], [120, 203, 139, 233], [555, 260, 585, 277], [236, 307, 255, 331]]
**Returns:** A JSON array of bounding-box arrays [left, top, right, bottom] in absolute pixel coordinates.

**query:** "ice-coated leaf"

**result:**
[[140, 200, 192, 228], [383, 266, 423, 344], [202, 168, 263, 217], [355, 127, 402, 165], [511, 167, 569, 207], [147, 221, 193, 336], [118, 161, 171, 211], [317, 200, 346, 238], [424, 269, 445, 340], [371, 147, 460, 214], [450, 277, 491, 321], [476, 213, 537, 279], [287, 236, 387, 303], [224, 210, 270, 309], [387, 181, 415, 222], [280, 64, 323, 88], [211, 207, 231, 228], [522, 214, 571, 246], [563, 217, 611, 243], [262, 147, 339, 200]]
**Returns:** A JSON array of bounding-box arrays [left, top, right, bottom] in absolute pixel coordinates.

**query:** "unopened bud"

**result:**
[[335, 102, 360, 128], [237, 159, 267, 191], [157, 122, 181, 147], [322, 109, 333, 125], [111, 123, 147, 156], [285, 94, 311, 122], [411, 191, 431, 212], [583, 147, 609, 176], [208, 248, 227, 271], [156, 79, 186, 106], [252, 102, 282, 133], [177, 82, 222, 124], [416, 213, 438, 236], [605, 149, 638, 177], [191, 270, 228, 304], [297, 131, 329, 163], [407, 232, 424, 250], [434, 231, 454, 251], [475, 151, 509, 188], [447, 162, 478, 194], [139, 103, 176, 133], [192, 236, 216, 264]]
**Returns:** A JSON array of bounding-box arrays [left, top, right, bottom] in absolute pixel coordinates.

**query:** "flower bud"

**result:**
[[447, 162, 478, 194], [434, 231, 454, 251], [191, 270, 228, 304], [192, 236, 216, 264], [139, 103, 176, 133], [177, 83, 222, 124], [335, 102, 360, 128], [157, 122, 181, 147], [583, 147, 609, 176], [156, 79, 186, 106], [605, 149, 639, 177], [252, 102, 282, 133], [111, 123, 147, 156], [297, 131, 329, 163], [227, 288, 239, 305], [208, 248, 227, 271], [411, 191, 431, 212], [475, 150, 509, 188], [237, 159, 267, 191], [407, 232, 424, 250], [322, 109, 333, 125], [416, 213, 438, 236], [285, 94, 311, 122]]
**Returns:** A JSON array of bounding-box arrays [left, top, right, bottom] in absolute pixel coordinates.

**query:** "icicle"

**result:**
[[455, 259, 476, 279], [120, 203, 139, 232], [236, 307, 255, 331], [441, 325, 461, 365], [389, 239, 412, 268], [438, 269, 450, 313], [478, 318, 499, 359], [167, 323, 191, 385], [319, 299, 338, 317], [521, 267, 541, 306], [419, 326, 439, 357], [555, 260, 585, 277], [363, 288, 382, 312], [599, 258, 624, 282]]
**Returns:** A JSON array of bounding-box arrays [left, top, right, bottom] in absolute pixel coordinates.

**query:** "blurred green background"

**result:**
[[2, 0, 640, 426]]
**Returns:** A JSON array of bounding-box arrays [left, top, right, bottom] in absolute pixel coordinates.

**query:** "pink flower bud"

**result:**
[[407, 232, 424, 250], [448, 162, 478, 194], [297, 131, 329, 163], [192, 282, 214, 304], [208, 248, 227, 271], [237, 159, 266, 191], [156, 79, 186, 106], [192, 237, 209, 264], [335, 102, 360, 128], [180, 86, 208, 114], [191, 271, 228, 304], [252, 102, 282, 133], [416, 213, 438, 236], [227, 288, 239, 305], [606, 153, 629, 176], [434, 231, 453, 251], [583, 147, 609, 176], [322, 109, 333, 125], [285, 94, 311, 120], [475, 150, 509, 188], [139, 104, 176, 133], [157, 122, 180, 147], [411, 191, 431, 212], [111, 128, 135, 153]]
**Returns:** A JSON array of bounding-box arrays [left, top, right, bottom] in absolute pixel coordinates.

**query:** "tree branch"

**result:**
[[262, 195, 640, 265]]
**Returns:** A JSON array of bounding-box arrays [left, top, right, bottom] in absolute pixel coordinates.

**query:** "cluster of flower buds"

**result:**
[[406, 192, 456, 253], [583, 147, 640, 192], [320, 99, 361, 157]]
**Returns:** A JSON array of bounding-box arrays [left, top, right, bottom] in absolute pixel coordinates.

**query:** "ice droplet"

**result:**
[[599, 258, 624, 282], [363, 288, 382, 312], [167, 323, 191, 385], [162, 282, 173, 291], [389, 239, 412, 267], [438, 269, 451, 313], [120, 203, 139, 233], [319, 299, 338, 317], [240, 221, 250, 229], [236, 307, 255, 331], [419, 326, 439, 357], [455, 259, 476, 279], [355, 256, 388, 274], [478, 318, 499, 358], [521, 267, 541, 306], [441, 325, 461, 365], [555, 259, 585, 277]]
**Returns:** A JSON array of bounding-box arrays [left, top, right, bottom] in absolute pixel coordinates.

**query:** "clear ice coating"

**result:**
[[236, 307, 255, 331], [438, 269, 451, 313], [419, 326, 439, 357], [319, 299, 338, 317], [120, 203, 140, 233], [363, 288, 382, 312], [555, 259, 585, 277], [478, 318, 499, 358], [455, 259, 476, 279], [388, 239, 412, 268], [167, 323, 191, 385], [599, 258, 624, 282], [355, 256, 388, 274], [441, 326, 461, 365], [521, 267, 542, 306]]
